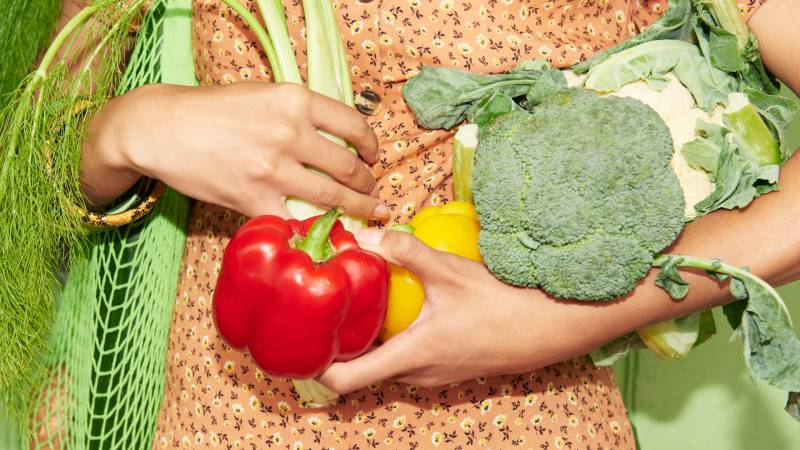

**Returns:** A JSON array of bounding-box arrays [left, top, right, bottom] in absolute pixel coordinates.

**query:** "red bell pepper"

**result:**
[[213, 208, 388, 379]]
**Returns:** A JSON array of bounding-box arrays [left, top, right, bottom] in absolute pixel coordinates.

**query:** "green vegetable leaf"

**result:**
[[467, 90, 517, 129], [521, 65, 567, 108], [654, 256, 690, 300], [682, 136, 721, 175], [723, 299, 746, 330], [745, 87, 800, 160], [572, 0, 692, 74], [693, 134, 778, 215], [694, 309, 717, 347], [692, 8, 745, 73], [403, 61, 563, 130], [653, 254, 800, 420], [583, 40, 735, 111]]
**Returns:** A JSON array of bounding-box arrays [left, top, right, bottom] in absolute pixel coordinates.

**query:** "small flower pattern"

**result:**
[[153, 0, 766, 448]]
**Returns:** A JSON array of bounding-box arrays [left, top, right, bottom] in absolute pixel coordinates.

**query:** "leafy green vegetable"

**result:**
[[472, 89, 685, 300], [589, 333, 646, 367], [572, 0, 693, 74], [652, 254, 800, 418], [692, 0, 778, 95], [745, 87, 800, 160], [402, 61, 564, 129], [583, 39, 735, 111]]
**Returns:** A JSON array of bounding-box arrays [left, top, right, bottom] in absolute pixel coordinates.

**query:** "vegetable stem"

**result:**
[[653, 254, 791, 322], [255, 0, 302, 84], [723, 92, 780, 166], [295, 207, 344, 262], [708, 0, 750, 51], [217, 0, 281, 81]]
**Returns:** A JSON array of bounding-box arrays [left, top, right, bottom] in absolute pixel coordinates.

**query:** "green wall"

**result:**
[[618, 89, 800, 450]]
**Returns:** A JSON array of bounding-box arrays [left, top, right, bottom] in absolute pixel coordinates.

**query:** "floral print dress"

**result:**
[[153, 1, 766, 448]]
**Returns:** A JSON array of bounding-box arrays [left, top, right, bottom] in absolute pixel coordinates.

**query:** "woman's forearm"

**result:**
[[581, 154, 800, 338]]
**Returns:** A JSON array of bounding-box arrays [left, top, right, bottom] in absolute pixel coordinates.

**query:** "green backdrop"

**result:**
[[616, 88, 800, 450]]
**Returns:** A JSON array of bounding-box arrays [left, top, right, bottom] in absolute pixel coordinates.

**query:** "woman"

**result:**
[[49, 0, 800, 448]]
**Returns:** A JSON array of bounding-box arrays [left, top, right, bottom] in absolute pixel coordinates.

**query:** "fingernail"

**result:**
[[356, 228, 385, 246], [373, 203, 389, 219]]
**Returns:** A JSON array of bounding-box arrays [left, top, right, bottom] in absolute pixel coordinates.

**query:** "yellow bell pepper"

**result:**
[[379, 201, 482, 341]]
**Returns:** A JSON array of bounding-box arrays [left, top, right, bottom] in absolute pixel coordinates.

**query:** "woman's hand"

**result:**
[[318, 230, 625, 393], [81, 82, 388, 220]]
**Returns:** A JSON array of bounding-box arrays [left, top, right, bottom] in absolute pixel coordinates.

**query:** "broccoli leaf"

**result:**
[[695, 309, 717, 347], [572, 0, 692, 74], [467, 90, 517, 129], [653, 254, 800, 421], [654, 255, 690, 300], [402, 61, 564, 130]]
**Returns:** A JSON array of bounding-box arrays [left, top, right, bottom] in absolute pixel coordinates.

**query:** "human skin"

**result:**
[[317, 0, 800, 392], [72, 0, 800, 391]]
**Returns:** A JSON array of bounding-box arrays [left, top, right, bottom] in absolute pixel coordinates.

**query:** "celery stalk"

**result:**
[[255, 0, 302, 84], [723, 92, 780, 166], [318, 0, 354, 106], [220, 0, 364, 408], [707, 0, 750, 51]]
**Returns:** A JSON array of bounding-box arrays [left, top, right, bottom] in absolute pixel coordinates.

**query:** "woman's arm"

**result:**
[[748, 0, 800, 94], [60, 1, 387, 219], [319, 3, 800, 390], [319, 154, 800, 392]]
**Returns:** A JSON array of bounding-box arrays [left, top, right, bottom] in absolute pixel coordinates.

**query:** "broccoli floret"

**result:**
[[473, 88, 685, 301]]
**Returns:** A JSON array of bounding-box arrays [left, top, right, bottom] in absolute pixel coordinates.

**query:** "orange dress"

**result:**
[[152, 1, 765, 448]]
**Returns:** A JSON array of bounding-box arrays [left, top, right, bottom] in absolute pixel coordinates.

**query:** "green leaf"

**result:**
[[694, 309, 717, 347], [745, 87, 800, 160], [572, 0, 692, 74], [654, 255, 690, 300], [723, 300, 746, 330], [653, 254, 800, 420], [682, 136, 721, 175], [467, 90, 517, 129], [403, 61, 562, 130], [583, 40, 735, 111], [693, 135, 778, 215], [522, 66, 567, 108]]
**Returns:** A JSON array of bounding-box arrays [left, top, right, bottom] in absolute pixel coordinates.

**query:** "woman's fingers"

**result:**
[[318, 331, 424, 394], [284, 165, 389, 220], [307, 92, 380, 164], [297, 131, 377, 195]]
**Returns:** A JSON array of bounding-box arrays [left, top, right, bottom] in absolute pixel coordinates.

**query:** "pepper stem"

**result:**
[[295, 207, 344, 262]]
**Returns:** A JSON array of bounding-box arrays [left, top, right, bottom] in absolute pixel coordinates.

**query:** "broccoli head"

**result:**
[[472, 88, 686, 301]]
